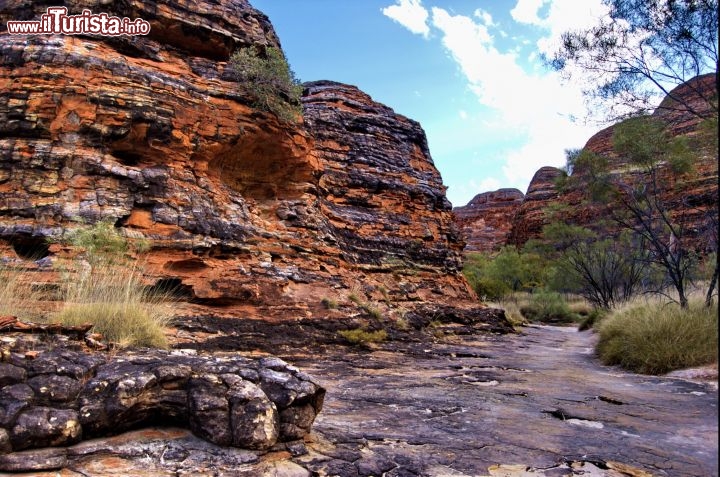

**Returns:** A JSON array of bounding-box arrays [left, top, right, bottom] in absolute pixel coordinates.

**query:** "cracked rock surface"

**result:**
[[2, 323, 715, 476], [0, 335, 325, 472]]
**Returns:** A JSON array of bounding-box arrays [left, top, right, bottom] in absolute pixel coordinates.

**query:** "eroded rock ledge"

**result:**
[[0, 334, 325, 470]]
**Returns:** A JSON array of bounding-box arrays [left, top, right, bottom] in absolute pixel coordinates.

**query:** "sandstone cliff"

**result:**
[[0, 0, 473, 312], [453, 188, 524, 253], [493, 74, 718, 250]]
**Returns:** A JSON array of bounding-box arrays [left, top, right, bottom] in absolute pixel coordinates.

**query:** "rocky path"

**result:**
[[4, 322, 716, 476], [289, 325, 718, 476]]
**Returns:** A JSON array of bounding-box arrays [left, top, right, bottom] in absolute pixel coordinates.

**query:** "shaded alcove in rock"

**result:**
[[9, 236, 50, 260], [208, 125, 319, 201], [148, 277, 195, 300]]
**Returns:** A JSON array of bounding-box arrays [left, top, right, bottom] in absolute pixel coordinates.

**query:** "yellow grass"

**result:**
[[597, 295, 718, 374], [53, 261, 174, 349]]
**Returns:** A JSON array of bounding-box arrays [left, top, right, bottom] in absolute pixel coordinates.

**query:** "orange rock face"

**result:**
[[505, 75, 718, 250], [0, 1, 474, 311], [453, 188, 524, 253]]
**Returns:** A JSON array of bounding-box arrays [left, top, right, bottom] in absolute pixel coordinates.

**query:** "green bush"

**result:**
[[62, 219, 149, 265], [338, 328, 388, 346], [472, 277, 511, 301], [596, 299, 718, 374], [462, 249, 550, 301], [230, 46, 303, 123], [520, 290, 580, 324]]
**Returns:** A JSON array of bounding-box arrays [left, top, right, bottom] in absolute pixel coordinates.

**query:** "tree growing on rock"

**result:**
[[230, 46, 303, 123]]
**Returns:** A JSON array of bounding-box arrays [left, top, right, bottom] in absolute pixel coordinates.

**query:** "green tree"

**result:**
[[230, 46, 303, 123], [566, 115, 713, 308], [549, 0, 718, 121], [562, 231, 650, 309]]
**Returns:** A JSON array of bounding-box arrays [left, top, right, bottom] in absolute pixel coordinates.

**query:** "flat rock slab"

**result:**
[[1, 324, 716, 476], [0, 335, 324, 472], [292, 325, 717, 476]]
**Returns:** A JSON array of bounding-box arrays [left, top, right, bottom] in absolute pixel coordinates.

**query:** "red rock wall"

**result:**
[[507, 74, 718, 249], [0, 1, 473, 311], [453, 188, 524, 253]]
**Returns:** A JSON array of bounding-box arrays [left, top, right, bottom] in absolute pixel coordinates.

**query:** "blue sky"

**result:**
[[250, 0, 609, 207]]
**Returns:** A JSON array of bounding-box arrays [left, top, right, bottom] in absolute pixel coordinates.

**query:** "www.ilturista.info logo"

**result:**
[[6, 7, 150, 36]]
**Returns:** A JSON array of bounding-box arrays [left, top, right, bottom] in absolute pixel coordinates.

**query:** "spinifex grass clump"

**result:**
[[597, 298, 718, 374], [338, 327, 388, 346], [53, 219, 173, 348], [55, 262, 173, 349]]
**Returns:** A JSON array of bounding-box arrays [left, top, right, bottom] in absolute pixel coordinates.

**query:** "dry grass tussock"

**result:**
[[0, 264, 48, 321], [54, 261, 175, 348], [597, 293, 718, 375], [1, 260, 175, 349]]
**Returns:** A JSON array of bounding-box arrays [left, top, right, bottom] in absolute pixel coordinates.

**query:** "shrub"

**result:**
[[62, 219, 149, 265], [321, 297, 338, 309], [596, 299, 718, 374], [472, 277, 511, 301], [520, 290, 580, 324], [338, 328, 388, 346], [230, 46, 303, 123]]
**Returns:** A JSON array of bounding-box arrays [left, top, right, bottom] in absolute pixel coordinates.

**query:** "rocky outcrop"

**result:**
[[0, 332, 325, 463], [454, 188, 524, 252], [305, 81, 468, 300], [505, 75, 718, 248], [507, 167, 565, 247], [0, 1, 473, 310]]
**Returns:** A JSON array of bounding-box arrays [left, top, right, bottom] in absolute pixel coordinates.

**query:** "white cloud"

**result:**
[[430, 6, 598, 191], [535, 0, 608, 56], [382, 0, 430, 38], [473, 8, 495, 27], [477, 177, 501, 193], [510, 0, 547, 25], [451, 177, 503, 206], [381, 1, 610, 198]]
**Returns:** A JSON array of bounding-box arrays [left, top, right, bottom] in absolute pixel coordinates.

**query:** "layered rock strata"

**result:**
[[505, 75, 718, 248], [453, 188, 524, 253], [0, 0, 473, 309], [0, 333, 325, 462]]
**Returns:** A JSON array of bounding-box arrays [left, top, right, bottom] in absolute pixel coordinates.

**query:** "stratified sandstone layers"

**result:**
[[501, 74, 718, 249], [0, 0, 473, 309], [453, 188, 524, 253], [506, 167, 565, 248]]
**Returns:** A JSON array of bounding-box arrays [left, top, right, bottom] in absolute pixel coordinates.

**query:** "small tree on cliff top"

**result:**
[[230, 46, 303, 123]]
